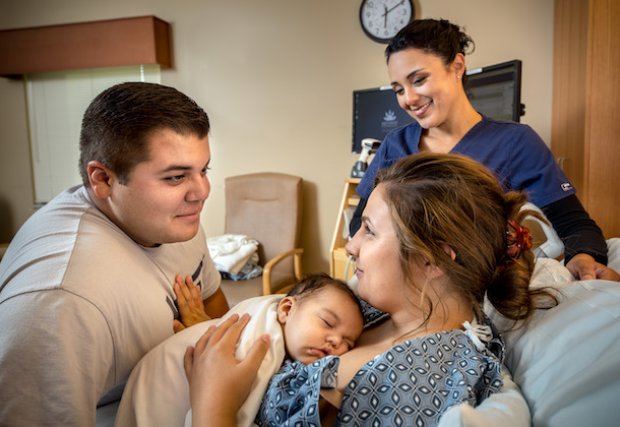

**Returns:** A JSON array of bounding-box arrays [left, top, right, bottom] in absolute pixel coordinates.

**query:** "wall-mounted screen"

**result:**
[[465, 59, 525, 122], [351, 86, 413, 153]]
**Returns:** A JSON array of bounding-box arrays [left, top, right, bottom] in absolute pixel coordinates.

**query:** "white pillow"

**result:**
[[486, 252, 620, 427], [607, 237, 620, 272]]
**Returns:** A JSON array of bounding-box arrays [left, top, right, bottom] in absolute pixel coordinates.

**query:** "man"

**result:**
[[0, 82, 229, 426]]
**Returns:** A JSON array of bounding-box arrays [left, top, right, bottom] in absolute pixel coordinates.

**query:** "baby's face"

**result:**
[[278, 286, 364, 365]]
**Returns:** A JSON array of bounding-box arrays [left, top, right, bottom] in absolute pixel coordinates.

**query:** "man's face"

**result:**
[[106, 128, 211, 247]]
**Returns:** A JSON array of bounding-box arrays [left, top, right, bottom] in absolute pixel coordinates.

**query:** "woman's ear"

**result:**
[[87, 161, 114, 199], [440, 243, 457, 261], [276, 297, 295, 324], [452, 53, 466, 80], [423, 243, 456, 280]]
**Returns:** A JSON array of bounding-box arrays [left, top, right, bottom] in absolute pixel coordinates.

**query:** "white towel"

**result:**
[[207, 234, 259, 275]]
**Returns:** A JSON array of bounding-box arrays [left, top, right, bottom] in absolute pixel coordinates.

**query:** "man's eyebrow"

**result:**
[[160, 165, 192, 173], [159, 161, 210, 174]]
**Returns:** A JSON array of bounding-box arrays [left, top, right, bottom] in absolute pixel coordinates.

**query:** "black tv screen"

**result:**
[[351, 87, 413, 153], [465, 59, 525, 122]]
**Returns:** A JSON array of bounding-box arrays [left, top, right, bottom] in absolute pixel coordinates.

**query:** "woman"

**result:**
[[185, 152, 558, 426], [350, 18, 618, 282]]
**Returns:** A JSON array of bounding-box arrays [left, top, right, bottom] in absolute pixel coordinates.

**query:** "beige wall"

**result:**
[[0, 0, 553, 272]]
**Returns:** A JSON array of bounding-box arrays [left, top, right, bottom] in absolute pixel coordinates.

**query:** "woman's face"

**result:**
[[345, 185, 407, 311], [387, 48, 465, 130]]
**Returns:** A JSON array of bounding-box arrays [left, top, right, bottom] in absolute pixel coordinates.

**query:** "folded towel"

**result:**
[[207, 234, 259, 275]]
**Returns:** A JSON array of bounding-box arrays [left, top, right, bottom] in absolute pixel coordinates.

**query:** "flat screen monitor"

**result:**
[[465, 59, 525, 122], [351, 86, 413, 153]]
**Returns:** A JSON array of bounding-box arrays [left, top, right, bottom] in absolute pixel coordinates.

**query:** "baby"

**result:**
[[114, 273, 364, 427]]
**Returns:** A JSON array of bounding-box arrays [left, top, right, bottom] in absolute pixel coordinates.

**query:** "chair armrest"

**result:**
[[262, 248, 304, 295]]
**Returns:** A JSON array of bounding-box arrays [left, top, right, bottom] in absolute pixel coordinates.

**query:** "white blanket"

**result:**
[[113, 295, 285, 427], [207, 234, 259, 275]]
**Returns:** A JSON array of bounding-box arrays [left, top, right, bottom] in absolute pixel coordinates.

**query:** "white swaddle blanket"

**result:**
[[114, 295, 286, 427]]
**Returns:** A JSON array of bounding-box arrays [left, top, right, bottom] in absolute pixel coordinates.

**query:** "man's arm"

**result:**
[[0, 292, 113, 426]]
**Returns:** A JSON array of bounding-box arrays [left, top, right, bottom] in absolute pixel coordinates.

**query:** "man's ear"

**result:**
[[87, 161, 114, 199], [276, 297, 295, 324]]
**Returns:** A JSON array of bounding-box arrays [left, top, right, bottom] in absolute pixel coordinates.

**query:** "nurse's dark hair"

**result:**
[[385, 18, 475, 65], [375, 152, 557, 328], [79, 82, 210, 186]]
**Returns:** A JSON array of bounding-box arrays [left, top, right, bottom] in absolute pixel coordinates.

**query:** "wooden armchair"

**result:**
[[219, 172, 304, 306]]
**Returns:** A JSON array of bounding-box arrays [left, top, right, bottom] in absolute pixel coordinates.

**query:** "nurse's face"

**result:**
[[387, 48, 465, 130]]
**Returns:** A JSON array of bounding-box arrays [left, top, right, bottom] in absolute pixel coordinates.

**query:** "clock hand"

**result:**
[[384, 0, 405, 16], [383, 4, 388, 28]]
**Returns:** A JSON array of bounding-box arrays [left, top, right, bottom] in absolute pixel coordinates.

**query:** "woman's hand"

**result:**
[[173, 274, 210, 332], [566, 253, 620, 281], [183, 314, 270, 427]]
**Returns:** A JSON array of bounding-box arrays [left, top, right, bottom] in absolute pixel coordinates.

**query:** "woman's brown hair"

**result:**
[[375, 152, 557, 324]]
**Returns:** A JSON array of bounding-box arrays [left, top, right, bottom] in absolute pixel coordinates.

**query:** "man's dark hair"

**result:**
[[79, 82, 210, 186]]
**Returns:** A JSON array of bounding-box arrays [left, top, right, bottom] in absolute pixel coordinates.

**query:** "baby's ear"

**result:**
[[276, 297, 295, 324]]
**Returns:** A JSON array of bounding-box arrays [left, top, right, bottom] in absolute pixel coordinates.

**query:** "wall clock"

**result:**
[[359, 0, 415, 44]]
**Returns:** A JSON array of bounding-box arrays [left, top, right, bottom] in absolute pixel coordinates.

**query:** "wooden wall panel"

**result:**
[[584, 0, 620, 237], [551, 0, 588, 193]]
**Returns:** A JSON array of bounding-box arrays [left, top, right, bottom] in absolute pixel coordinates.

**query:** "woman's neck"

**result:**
[[386, 289, 474, 343], [420, 100, 481, 153]]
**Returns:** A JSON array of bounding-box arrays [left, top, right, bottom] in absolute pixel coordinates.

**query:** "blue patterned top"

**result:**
[[255, 320, 504, 426]]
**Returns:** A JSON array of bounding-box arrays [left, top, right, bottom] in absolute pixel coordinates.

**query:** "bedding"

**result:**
[[442, 238, 620, 427], [99, 239, 620, 427]]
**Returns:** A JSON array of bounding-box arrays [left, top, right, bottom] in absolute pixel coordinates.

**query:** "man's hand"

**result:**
[[173, 274, 210, 332], [183, 314, 270, 427], [566, 253, 620, 281]]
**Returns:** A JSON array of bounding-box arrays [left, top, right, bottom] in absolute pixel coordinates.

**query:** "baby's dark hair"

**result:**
[[287, 273, 363, 319], [375, 152, 557, 326]]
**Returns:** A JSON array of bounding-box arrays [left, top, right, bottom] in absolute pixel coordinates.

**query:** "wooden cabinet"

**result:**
[[329, 178, 360, 281], [0, 16, 171, 77], [552, 0, 620, 238]]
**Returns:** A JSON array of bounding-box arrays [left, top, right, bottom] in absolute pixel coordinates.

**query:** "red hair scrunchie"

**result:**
[[505, 219, 533, 261]]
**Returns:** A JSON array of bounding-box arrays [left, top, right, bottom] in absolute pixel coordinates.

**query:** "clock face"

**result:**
[[359, 0, 414, 43]]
